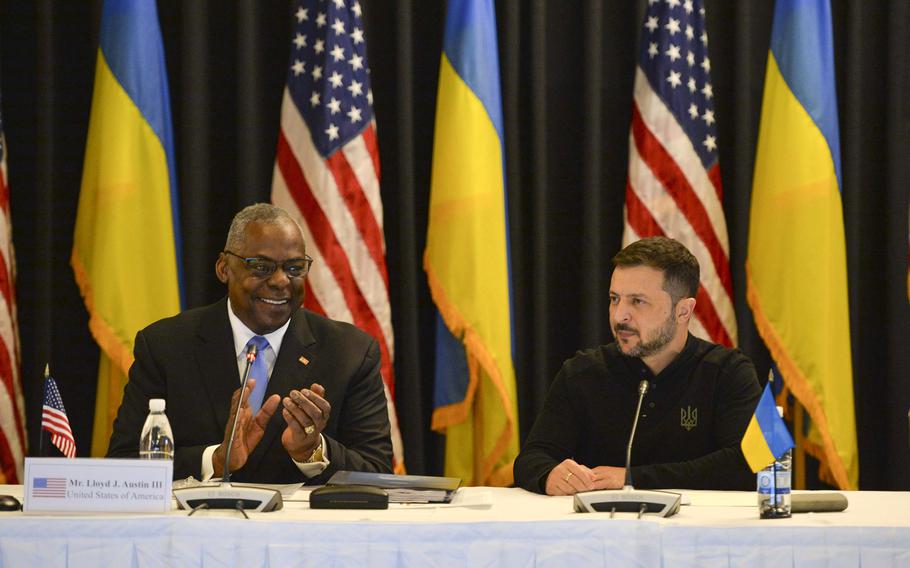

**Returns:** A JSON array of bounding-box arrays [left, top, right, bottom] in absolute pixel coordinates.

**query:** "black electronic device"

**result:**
[[573, 380, 681, 518], [310, 484, 389, 509], [0, 495, 21, 511], [326, 470, 461, 503], [173, 343, 283, 513]]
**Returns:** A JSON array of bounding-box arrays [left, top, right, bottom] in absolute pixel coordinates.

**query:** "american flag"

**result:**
[[32, 476, 68, 498], [42, 373, 76, 459], [271, 0, 404, 470], [0, 98, 25, 484], [623, 0, 737, 346]]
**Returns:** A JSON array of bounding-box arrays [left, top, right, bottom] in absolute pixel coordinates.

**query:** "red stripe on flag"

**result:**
[[630, 103, 733, 295], [707, 163, 723, 202], [625, 180, 663, 237], [0, 173, 13, 308], [625, 186, 732, 347], [303, 280, 327, 317], [276, 130, 396, 395], [325, 148, 389, 288], [0, 168, 10, 214], [0, 172, 21, 342], [51, 434, 75, 459], [42, 417, 73, 437], [0, 252, 13, 312], [694, 284, 733, 347], [42, 418, 72, 434], [361, 123, 381, 185], [0, 429, 17, 483], [0, 336, 24, 450]]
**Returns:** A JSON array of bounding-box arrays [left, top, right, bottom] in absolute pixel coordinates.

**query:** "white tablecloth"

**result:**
[[1, 485, 908, 567]]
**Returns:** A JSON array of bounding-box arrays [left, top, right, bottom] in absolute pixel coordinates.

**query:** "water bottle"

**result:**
[[139, 398, 174, 460], [757, 406, 791, 518]]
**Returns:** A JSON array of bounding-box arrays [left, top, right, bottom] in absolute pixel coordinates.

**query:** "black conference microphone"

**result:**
[[173, 343, 283, 513], [623, 379, 650, 489], [222, 343, 260, 483], [573, 379, 681, 518]]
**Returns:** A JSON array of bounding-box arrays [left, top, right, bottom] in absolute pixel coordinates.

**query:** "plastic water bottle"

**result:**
[[757, 406, 791, 518], [139, 398, 174, 460]]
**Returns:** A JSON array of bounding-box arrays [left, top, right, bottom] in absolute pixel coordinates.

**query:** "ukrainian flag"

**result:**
[[72, 0, 183, 456], [741, 380, 795, 473], [746, 0, 857, 489], [424, 0, 518, 486]]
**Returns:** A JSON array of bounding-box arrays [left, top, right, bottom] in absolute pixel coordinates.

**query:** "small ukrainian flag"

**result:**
[[741, 375, 795, 473]]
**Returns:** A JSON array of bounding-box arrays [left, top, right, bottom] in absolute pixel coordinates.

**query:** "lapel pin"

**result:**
[[299, 355, 310, 366]]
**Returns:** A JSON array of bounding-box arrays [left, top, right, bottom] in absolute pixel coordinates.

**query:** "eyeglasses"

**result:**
[[223, 250, 314, 279]]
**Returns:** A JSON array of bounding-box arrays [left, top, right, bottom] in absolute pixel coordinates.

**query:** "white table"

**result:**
[[0, 485, 908, 567]]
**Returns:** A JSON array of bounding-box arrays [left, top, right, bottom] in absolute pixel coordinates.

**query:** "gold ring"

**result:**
[[564, 471, 573, 482], [304, 425, 315, 435]]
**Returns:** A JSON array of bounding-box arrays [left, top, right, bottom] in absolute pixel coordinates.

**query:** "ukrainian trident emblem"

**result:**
[[680, 406, 697, 431]]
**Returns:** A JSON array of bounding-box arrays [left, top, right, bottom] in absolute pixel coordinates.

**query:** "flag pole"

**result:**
[[768, 369, 779, 507], [38, 363, 49, 457]]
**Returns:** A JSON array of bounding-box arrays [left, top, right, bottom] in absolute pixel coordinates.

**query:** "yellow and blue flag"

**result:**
[[424, 0, 518, 486], [71, 0, 183, 456], [741, 379, 795, 473], [746, 0, 857, 488]]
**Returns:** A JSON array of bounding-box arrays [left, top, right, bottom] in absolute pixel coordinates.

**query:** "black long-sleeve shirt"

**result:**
[[514, 334, 761, 493]]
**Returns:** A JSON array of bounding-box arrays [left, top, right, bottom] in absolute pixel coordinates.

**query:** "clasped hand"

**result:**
[[544, 459, 626, 496], [212, 378, 331, 478]]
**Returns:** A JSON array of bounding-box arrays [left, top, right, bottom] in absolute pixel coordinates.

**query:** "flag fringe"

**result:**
[[71, 251, 135, 376], [775, 384, 839, 487], [425, 257, 516, 485], [746, 263, 853, 489]]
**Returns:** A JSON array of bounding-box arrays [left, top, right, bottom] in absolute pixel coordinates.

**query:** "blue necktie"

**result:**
[[246, 335, 271, 413]]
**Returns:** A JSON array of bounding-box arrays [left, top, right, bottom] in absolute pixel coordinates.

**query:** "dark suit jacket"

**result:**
[[107, 298, 393, 483]]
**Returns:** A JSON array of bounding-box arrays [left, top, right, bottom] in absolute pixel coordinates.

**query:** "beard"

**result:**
[[614, 312, 677, 359]]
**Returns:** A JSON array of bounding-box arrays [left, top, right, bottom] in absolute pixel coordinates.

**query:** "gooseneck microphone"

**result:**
[[623, 380, 649, 489], [222, 343, 258, 483], [172, 342, 283, 513], [573, 378, 681, 518]]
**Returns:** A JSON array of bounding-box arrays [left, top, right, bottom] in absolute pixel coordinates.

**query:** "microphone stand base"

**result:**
[[174, 484, 283, 513], [573, 488, 681, 517]]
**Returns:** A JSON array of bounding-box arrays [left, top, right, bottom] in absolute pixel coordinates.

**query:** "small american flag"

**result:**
[[623, 0, 737, 346], [271, 0, 404, 470], [42, 373, 76, 458], [32, 476, 67, 498]]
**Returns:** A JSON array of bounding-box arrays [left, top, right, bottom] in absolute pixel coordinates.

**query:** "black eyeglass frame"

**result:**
[[222, 250, 314, 279]]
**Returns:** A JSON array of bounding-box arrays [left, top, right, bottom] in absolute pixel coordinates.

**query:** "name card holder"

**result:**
[[24, 457, 173, 514]]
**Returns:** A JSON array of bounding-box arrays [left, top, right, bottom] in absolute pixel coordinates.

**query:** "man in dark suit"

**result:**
[[107, 203, 392, 483]]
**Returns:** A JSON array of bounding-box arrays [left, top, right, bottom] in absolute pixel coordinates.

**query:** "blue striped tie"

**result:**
[[246, 335, 271, 413]]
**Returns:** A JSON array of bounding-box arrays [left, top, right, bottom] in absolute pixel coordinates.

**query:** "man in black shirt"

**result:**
[[514, 237, 761, 495]]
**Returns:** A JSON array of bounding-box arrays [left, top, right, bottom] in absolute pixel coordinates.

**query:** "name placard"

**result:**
[[24, 457, 173, 513]]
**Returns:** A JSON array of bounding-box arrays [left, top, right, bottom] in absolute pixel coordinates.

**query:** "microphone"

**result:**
[[573, 379, 681, 518], [222, 343, 259, 483], [173, 343, 283, 513], [623, 380, 649, 488]]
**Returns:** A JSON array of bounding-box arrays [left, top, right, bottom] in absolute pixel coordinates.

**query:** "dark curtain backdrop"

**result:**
[[1, 1, 907, 489]]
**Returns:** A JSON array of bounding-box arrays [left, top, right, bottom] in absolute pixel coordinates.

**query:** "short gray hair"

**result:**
[[224, 203, 302, 251]]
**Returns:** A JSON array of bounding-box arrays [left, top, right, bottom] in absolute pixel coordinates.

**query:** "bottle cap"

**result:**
[[149, 398, 166, 412]]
